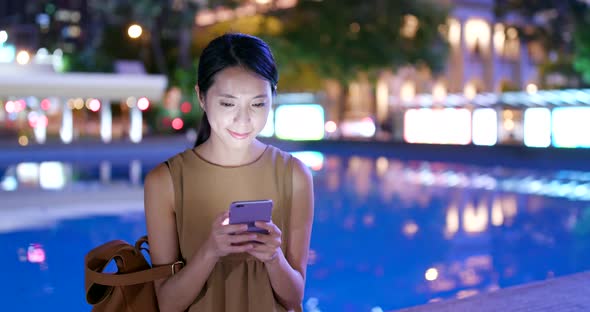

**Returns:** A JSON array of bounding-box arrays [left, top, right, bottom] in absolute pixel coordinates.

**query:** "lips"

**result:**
[[227, 129, 251, 139]]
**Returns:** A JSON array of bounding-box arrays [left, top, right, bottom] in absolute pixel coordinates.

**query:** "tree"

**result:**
[[494, 0, 578, 53], [271, 0, 450, 84], [572, 3, 590, 84], [269, 0, 450, 122], [62, 0, 209, 134], [494, 0, 590, 86], [77, 0, 202, 75], [190, 0, 449, 90]]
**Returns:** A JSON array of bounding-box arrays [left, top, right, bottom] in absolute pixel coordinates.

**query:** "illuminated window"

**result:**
[[447, 18, 461, 47], [404, 108, 472, 145], [275, 104, 325, 140], [552, 107, 590, 148], [465, 19, 491, 54], [472, 108, 498, 146], [524, 108, 551, 148], [493, 23, 505, 55]]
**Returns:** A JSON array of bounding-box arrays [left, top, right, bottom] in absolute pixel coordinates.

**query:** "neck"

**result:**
[[196, 137, 267, 167]]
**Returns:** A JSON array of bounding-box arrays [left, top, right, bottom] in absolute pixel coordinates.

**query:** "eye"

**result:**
[[252, 103, 266, 107], [220, 102, 234, 107]]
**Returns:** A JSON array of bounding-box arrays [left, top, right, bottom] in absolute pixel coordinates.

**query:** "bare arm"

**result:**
[[263, 158, 315, 309], [144, 164, 255, 311]]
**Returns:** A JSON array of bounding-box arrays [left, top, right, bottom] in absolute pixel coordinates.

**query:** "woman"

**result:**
[[144, 33, 314, 312]]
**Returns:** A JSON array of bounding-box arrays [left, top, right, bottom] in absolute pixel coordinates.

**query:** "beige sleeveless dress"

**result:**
[[165, 145, 301, 312]]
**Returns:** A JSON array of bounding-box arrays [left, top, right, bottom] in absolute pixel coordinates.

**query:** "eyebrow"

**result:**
[[219, 94, 267, 100]]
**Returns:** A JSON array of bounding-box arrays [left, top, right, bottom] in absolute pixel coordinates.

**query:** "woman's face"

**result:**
[[199, 66, 272, 148]]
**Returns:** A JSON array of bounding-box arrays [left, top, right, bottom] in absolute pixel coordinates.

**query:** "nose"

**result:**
[[233, 106, 251, 124]]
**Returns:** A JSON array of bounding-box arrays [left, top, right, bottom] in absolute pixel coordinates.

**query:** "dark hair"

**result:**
[[194, 33, 279, 147]]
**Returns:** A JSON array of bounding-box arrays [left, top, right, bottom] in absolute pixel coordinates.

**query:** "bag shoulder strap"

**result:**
[[85, 262, 182, 286], [85, 236, 183, 287]]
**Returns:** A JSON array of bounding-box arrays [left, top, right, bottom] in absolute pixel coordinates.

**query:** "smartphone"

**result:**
[[229, 199, 273, 234]]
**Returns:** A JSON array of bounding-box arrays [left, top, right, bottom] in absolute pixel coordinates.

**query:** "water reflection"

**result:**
[[302, 153, 590, 311], [1, 152, 590, 311], [2, 162, 71, 191], [0, 160, 148, 191]]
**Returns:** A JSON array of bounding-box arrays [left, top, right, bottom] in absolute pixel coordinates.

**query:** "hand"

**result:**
[[202, 211, 256, 260], [247, 221, 282, 263]]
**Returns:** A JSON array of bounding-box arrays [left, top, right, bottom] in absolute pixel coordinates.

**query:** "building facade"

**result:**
[[339, 0, 540, 132]]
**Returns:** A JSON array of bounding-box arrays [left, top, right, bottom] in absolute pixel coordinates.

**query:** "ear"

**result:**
[[195, 85, 206, 111]]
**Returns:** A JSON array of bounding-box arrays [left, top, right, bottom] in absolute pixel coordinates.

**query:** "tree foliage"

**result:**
[[270, 0, 450, 84], [495, 0, 590, 85], [572, 4, 590, 84], [71, 0, 201, 75], [192, 0, 449, 89], [70, 0, 450, 90]]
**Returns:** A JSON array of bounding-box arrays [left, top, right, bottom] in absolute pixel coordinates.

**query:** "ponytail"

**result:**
[[194, 113, 211, 147]]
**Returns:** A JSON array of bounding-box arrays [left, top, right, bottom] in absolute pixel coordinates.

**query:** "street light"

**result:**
[[128, 24, 143, 39]]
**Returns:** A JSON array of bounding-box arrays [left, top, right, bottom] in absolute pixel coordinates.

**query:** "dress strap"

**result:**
[[280, 153, 294, 253], [164, 153, 185, 247]]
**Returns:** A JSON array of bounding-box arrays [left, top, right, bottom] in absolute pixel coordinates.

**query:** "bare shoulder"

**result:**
[[145, 149, 191, 189], [145, 162, 173, 191], [144, 162, 179, 268], [144, 162, 175, 215], [291, 156, 313, 191]]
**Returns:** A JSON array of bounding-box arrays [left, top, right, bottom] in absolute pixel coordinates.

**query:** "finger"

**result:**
[[251, 239, 281, 251], [254, 221, 271, 231], [227, 244, 254, 253], [249, 243, 270, 252], [247, 248, 276, 262], [246, 250, 261, 258], [255, 222, 281, 236], [250, 233, 276, 245], [246, 245, 267, 255], [214, 211, 229, 222], [227, 233, 257, 244], [246, 249, 264, 257], [218, 223, 249, 234], [213, 211, 229, 226]]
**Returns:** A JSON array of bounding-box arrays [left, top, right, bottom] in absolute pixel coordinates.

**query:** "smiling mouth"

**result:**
[[228, 129, 251, 139]]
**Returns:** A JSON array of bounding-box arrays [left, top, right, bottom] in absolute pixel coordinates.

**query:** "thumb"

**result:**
[[214, 211, 229, 225]]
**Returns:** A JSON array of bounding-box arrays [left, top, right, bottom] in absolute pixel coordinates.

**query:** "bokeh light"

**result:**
[[325, 121, 337, 133], [137, 97, 150, 111], [40, 99, 51, 111], [127, 24, 143, 39], [0, 30, 7, 44], [172, 118, 184, 130], [88, 99, 101, 112], [425, 268, 439, 281], [18, 136, 29, 146], [181, 101, 192, 113], [16, 50, 30, 65]]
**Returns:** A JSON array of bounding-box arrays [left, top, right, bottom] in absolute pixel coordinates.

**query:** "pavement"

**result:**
[[394, 270, 590, 312]]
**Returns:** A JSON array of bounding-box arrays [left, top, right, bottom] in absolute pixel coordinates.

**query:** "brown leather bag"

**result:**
[[85, 236, 184, 312]]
